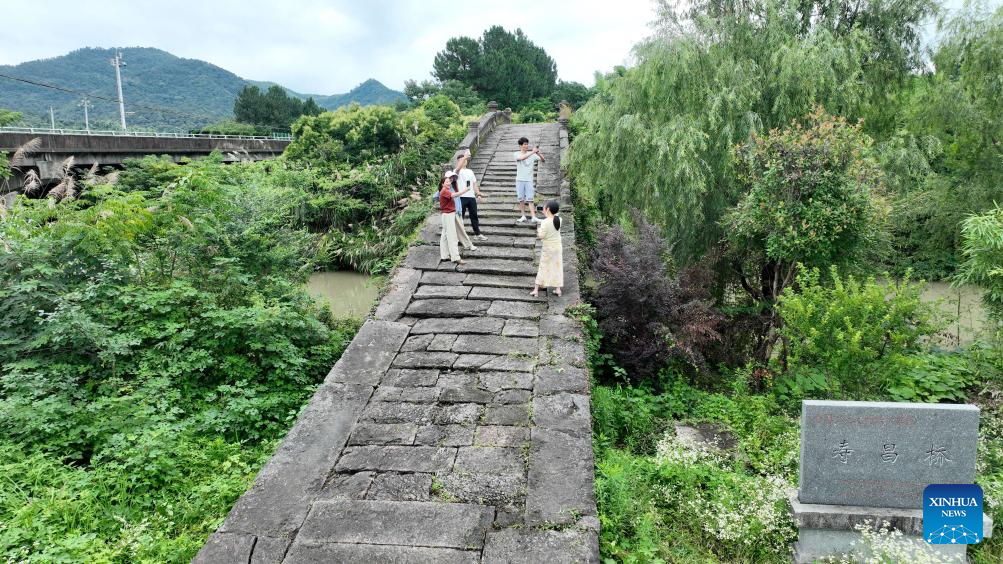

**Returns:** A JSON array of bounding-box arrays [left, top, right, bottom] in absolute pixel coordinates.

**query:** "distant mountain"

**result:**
[[0, 47, 405, 131], [248, 78, 407, 111]]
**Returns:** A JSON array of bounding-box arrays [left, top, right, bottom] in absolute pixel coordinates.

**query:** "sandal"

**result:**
[[530, 290, 539, 297]]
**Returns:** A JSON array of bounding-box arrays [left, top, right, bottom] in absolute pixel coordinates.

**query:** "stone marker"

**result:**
[[800, 400, 979, 508], [791, 400, 993, 563]]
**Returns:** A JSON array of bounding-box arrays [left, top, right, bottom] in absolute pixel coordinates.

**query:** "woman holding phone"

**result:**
[[439, 170, 476, 264]]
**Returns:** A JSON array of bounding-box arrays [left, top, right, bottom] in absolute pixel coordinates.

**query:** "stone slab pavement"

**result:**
[[195, 121, 598, 563]]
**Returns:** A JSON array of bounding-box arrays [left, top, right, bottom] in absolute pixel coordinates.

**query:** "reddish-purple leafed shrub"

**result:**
[[589, 214, 723, 384]]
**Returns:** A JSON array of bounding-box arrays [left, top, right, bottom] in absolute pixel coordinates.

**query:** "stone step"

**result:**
[[462, 246, 534, 260], [294, 500, 494, 549], [454, 258, 538, 276]]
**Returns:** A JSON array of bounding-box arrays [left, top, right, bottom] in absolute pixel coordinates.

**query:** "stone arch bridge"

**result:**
[[195, 110, 598, 563]]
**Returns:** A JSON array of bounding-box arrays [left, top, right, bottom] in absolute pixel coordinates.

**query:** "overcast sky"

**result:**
[[0, 0, 658, 94], [2, 0, 995, 95]]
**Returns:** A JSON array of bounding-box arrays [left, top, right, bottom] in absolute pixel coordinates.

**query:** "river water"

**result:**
[[923, 281, 989, 347], [305, 271, 380, 319]]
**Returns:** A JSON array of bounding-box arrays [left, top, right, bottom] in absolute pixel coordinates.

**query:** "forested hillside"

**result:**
[[0, 48, 404, 130]]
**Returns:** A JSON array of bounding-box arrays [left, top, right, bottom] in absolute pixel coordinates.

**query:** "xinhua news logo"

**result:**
[[923, 484, 984, 545]]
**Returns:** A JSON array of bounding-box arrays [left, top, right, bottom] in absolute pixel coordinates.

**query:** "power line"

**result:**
[[0, 71, 225, 123]]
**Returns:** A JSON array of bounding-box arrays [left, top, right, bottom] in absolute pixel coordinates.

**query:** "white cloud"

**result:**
[[0, 0, 657, 93]]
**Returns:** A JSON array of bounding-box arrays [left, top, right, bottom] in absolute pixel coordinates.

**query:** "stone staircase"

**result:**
[[195, 122, 598, 563]]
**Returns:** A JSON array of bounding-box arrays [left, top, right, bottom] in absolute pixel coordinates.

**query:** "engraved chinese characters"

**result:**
[[799, 401, 979, 509]]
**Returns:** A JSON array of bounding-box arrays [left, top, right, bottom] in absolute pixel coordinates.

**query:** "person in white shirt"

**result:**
[[514, 136, 545, 222], [456, 151, 486, 240]]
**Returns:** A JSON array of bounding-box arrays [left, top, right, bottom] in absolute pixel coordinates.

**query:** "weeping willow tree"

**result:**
[[879, 4, 1003, 278], [567, 0, 936, 262]]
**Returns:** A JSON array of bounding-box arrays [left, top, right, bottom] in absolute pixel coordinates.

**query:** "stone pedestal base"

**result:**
[[789, 495, 993, 564]]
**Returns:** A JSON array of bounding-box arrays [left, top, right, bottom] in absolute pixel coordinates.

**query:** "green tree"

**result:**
[[0, 109, 21, 127], [420, 95, 461, 128], [286, 104, 406, 166], [880, 5, 1003, 278], [724, 109, 882, 358], [403, 79, 485, 115], [568, 0, 934, 262], [550, 80, 593, 109], [432, 26, 557, 108], [234, 85, 321, 131]]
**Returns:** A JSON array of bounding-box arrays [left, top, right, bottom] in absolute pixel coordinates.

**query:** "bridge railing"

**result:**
[[0, 126, 292, 141]]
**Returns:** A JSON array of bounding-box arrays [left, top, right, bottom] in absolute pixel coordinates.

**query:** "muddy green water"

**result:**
[[305, 271, 380, 319], [923, 281, 989, 347]]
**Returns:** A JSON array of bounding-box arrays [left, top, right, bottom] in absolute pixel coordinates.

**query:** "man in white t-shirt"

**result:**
[[514, 136, 545, 222], [456, 153, 486, 240]]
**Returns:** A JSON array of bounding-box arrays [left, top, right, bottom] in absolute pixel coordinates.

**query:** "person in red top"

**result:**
[[439, 170, 475, 264]]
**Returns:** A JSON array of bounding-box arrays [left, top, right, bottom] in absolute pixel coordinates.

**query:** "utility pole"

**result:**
[[79, 97, 92, 132], [111, 50, 127, 130], [49, 106, 55, 130]]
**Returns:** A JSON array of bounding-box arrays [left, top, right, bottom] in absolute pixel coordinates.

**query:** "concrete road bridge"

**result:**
[[1, 127, 290, 196], [195, 111, 599, 563]]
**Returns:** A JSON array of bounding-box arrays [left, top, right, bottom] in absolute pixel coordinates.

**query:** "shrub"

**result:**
[[589, 214, 722, 384], [774, 266, 940, 401], [420, 94, 461, 128], [287, 104, 406, 166], [956, 205, 1003, 322]]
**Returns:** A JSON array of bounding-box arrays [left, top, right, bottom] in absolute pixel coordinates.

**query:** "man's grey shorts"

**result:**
[[516, 180, 535, 201]]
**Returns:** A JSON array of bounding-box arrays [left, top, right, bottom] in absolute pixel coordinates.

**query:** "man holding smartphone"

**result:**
[[456, 149, 485, 240], [514, 137, 544, 222]]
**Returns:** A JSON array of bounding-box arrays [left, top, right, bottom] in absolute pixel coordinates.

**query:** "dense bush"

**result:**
[[956, 205, 1003, 322], [286, 104, 407, 166], [773, 266, 939, 401], [589, 214, 722, 384], [0, 156, 360, 560]]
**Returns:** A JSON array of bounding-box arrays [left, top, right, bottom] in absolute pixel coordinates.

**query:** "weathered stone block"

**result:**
[[192, 532, 255, 564], [411, 316, 505, 335], [295, 500, 494, 549], [429, 333, 458, 351], [469, 286, 545, 303], [494, 389, 532, 405], [475, 425, 529, 447], [415, 424, 476, 447], [420, 270, 467, 285], [452, 334, 538, 356], [532, 393, 591, 437], [334, 446, 456, 473], [479, 371, 534, 391], [482, 528, 600, 564], [367, 472, 433, 501], [383, 368, 439, 387], [534, 366, 588, 395], [502, 318, 541, 337], [284, 543, 479, 564], [440, 383, 494, 404], [455, 446, 524, 474], [483, 403, 530, 426], [525, 428, 596, 526], [399, 386, 441, 403], [360, 401, 437, 425], [401, 333, 434, 352], [415, 284, 471, 299], [487, 300, 547, 319], [435, 403, 484, 425], [391, 351, 459, 369], [316, 471, 374, 500], [406, 299, 490, 318], [348, 423, 417, 446], [374, 267, 420, 322], [799, 400, 980, 508], [325, 320, 411, 385], [439, 472, 527, 505]]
